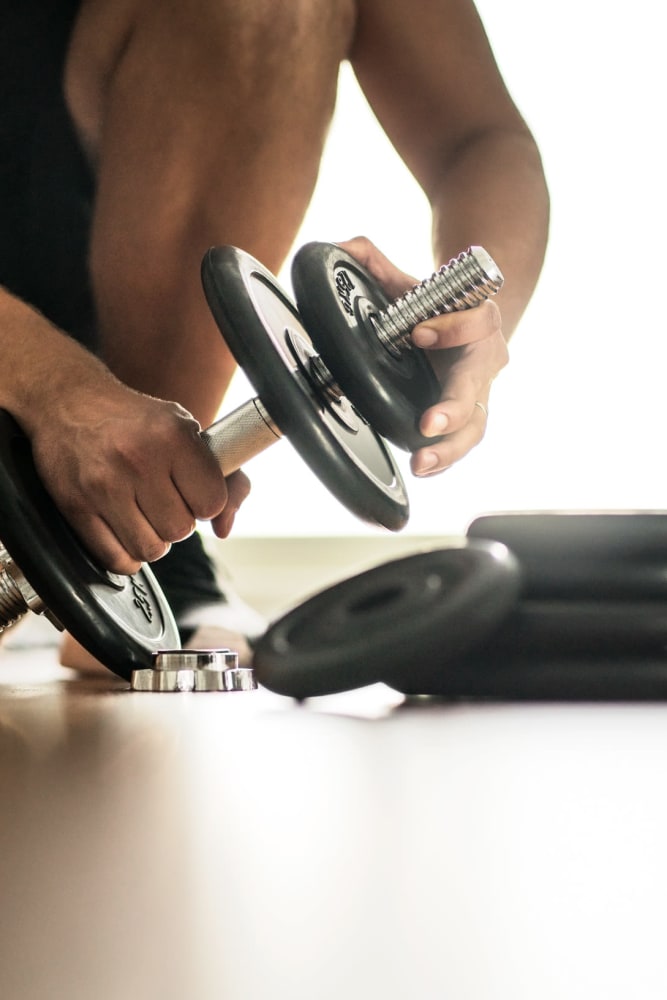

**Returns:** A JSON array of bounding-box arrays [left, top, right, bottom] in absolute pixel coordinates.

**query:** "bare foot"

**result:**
[[58, 633, 110, 674]]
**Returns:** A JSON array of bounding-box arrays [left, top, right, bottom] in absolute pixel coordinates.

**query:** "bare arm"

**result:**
[[350, 0, 549, 473], [0, 287, 238, 575]]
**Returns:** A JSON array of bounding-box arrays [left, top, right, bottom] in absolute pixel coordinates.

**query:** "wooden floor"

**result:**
[[2, 636, 667, 999]]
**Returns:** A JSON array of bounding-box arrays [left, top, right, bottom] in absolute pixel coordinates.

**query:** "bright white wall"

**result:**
[[222, 0, 666, 538]]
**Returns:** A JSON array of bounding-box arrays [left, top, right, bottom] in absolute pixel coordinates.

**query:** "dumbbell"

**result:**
[[199, 245, 411, 533], [199, 241, 502, 502], [0, 242, 501, 682], [252, 512, 667, 702]]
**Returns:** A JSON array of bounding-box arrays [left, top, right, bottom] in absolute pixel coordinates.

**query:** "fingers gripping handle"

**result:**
[[201, 398, 282, 477]]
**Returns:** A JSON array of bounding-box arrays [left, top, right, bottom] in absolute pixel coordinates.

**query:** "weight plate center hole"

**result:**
[[347, 583, 406, 617], [284, 328, 359, 433]]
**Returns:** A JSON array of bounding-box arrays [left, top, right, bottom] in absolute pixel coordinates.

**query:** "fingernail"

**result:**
[[414, 451, 439, 476], [412, 326, 438, 348], [428, 413, 449, 434]]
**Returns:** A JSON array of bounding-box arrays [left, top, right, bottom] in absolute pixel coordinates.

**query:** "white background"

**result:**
[[222, 0, 666, 538]]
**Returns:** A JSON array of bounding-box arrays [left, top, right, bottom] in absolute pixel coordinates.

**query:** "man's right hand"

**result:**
[[0, 291, 250, 576], [28, 378, 248, 576]]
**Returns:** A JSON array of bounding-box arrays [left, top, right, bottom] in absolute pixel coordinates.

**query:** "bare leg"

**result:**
[[64, 0, 352, 426]]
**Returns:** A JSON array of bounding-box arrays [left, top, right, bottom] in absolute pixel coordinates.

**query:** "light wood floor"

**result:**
[[2, 634, 667, 999]]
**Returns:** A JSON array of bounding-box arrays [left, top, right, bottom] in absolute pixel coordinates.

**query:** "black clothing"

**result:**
[[1, 1, 96, 349]]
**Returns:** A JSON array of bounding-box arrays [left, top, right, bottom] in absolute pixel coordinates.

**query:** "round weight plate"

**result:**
[[415, 649, 667, 702], [390, 596, 667, 697], [202, 246, 409, 531], [0, 411, 179, 680], [491, 599, 667, 656], [252, 541, 521, 699], [291, 242, 442, 452], [467, 511, 667, 599]]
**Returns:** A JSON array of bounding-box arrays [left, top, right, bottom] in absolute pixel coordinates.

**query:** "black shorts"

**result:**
[[0, 0, 96, 350]]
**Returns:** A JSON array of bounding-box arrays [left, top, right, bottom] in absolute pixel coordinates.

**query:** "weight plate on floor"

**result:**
[[395, 596, 667, 698], [291, 241, 442, 452], [489, 598, 667, 656], [202, 246, 409, 531], [252, 541, 521, 699], [414, 649, 667, 701], [0, 410, 179, 680], [467, 511, 667, 599]]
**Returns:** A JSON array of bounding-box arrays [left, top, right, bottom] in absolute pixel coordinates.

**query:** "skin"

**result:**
[[0, 0, 549, 577]]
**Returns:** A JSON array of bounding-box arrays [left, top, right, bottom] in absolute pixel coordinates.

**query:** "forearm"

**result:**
[[350, 0, 550, 336], [0, 286, 117, 434], [0, 284, 232, 574], [428, 125, 549, 338]]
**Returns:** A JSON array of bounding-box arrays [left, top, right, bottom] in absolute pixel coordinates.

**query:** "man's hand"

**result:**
[[339, 237, 508, 476], [29, 376, 249, 576]]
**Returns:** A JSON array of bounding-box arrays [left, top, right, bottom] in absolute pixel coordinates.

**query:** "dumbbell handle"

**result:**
[[201, 397, 282, 476]]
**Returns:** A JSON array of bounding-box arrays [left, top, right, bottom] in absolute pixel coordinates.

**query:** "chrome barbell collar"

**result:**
[[0, 540, 63, 633], [131, 648, 257, 693]]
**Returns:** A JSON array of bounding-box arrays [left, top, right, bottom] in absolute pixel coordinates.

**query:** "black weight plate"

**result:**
[[406, 651, 667, 702], [405, 601, 667, 700], [489, 599, 667, 655], [252, 541, 521, 699], [291, 242, 442, 452], [202, 246, 409, 531], [0, 410, 179, 681], [467, 511, 667, 599], [392, 597, 667, 698]]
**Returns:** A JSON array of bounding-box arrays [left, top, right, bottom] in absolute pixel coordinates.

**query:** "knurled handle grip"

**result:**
[[201, 398, 281, 476]]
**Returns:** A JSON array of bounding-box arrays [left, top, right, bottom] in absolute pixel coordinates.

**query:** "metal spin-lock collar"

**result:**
[[131, 648, 257, 692]]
